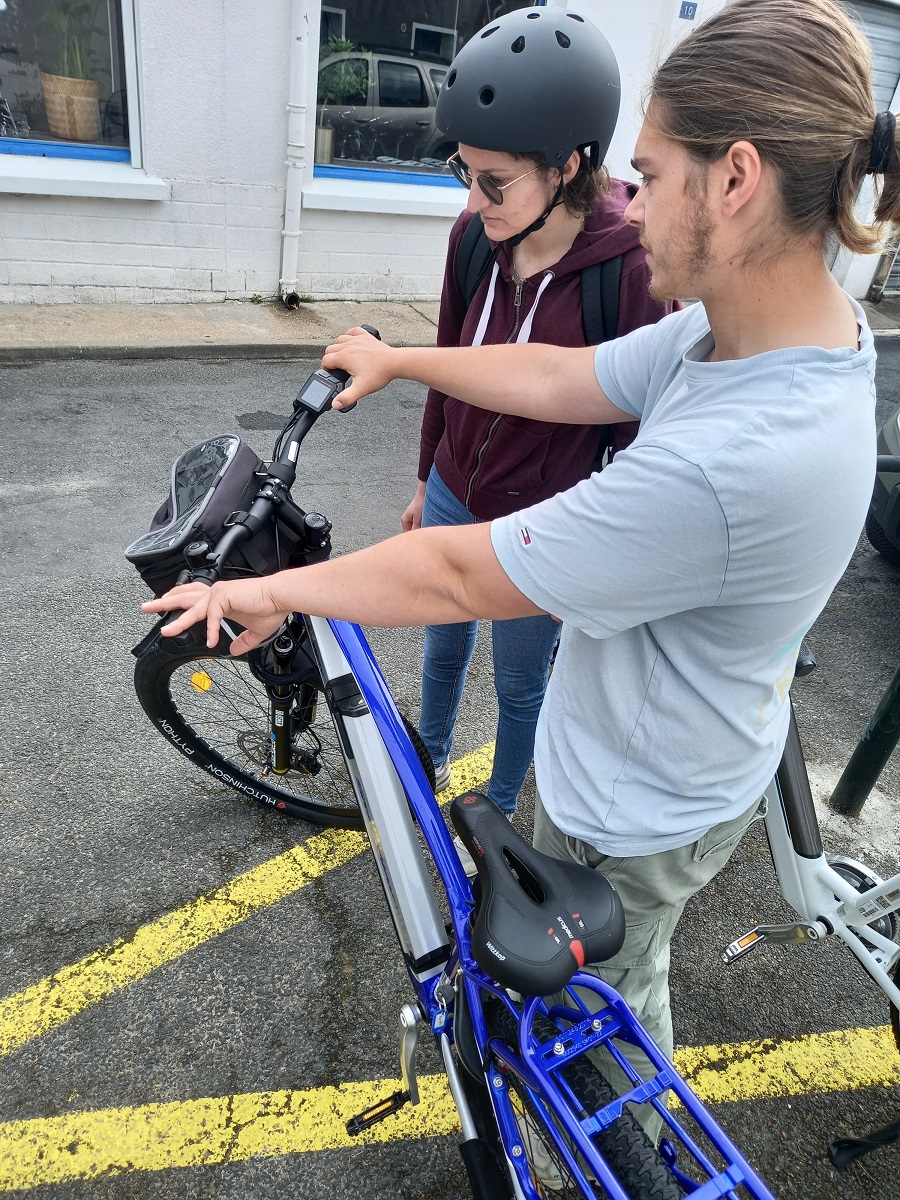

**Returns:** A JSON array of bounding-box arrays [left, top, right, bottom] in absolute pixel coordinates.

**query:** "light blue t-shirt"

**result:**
[[491, 299, 876, 855]]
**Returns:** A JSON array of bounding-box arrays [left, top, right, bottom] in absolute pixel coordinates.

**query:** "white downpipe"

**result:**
[[280, 0, 309, 307]]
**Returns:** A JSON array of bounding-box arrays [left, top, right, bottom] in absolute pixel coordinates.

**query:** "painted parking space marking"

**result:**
[[1, 1025, 899, 1191], [0, 744, 494, 1061], [675, 1023, 900, 1103], [3, 738, 898, 1190], [0, 1075, 458, 1192]]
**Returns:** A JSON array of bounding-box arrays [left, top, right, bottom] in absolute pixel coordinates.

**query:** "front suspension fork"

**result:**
[[269, 631, 297, 774]]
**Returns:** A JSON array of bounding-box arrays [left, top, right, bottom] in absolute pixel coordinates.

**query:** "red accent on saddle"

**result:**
[[570, 940, 585, 967]]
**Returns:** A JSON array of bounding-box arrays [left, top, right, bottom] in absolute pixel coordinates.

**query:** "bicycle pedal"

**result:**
[[723, 921, 822, 964], [345, 1090, 410, 1135]]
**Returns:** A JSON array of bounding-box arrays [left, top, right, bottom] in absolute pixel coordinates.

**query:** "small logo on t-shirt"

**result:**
[[520, 527, 531, 546]]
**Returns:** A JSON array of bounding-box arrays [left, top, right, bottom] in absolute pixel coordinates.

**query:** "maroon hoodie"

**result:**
[[418, 178, 678, 520]]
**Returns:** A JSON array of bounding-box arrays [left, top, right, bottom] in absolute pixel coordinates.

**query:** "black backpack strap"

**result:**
[[456, 217, 499, 306], [580, 253, 623, 346], [582, 254, 625, 471]]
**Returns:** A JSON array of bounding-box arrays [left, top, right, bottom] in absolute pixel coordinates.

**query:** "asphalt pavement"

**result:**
[[0, 305, 898, 1199]]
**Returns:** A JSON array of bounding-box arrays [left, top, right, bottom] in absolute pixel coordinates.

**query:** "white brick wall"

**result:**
[[294, 209, 455, 301], [0, 182, 285, 303]]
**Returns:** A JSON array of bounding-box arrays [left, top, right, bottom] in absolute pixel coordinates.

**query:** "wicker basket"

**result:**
[[40, 71, 101, 142]]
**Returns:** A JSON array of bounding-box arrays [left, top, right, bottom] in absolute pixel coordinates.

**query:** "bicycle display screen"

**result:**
[[297, 370, 345, 414]]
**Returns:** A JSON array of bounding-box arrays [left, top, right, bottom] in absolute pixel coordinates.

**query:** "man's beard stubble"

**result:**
[[644, 195, 714, 303]]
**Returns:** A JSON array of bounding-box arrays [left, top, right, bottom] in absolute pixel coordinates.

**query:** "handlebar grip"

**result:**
[[158, 609, 208, 654], [159, 575, 214, 653], [337, 324, 382, 414]]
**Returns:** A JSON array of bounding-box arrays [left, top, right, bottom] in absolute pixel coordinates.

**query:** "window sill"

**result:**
[[0, 155, 170, 201], [302, 175, 464, 219]]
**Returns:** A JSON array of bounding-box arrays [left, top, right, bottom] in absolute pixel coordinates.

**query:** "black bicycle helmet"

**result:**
[[435, 7, 620, 169]]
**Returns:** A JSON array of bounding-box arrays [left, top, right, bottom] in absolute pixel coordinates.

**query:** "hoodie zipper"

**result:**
[[507, 280, 525, 343], [464, 280, 525, 508]]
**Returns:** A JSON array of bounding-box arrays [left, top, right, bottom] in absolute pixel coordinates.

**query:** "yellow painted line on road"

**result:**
[[0, 745, 494, 1061], [674, 1022, 900, 1103], [1, 1023, 899, 1191], [0, 1074, 458, 1192]]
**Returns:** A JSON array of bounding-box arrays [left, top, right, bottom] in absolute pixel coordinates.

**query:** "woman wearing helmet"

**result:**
[[405, 8, 676, 853]]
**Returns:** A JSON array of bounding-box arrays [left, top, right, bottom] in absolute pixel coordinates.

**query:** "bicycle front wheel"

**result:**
[[134, 637, 363, 828], [489, 1004, 683, 1200]]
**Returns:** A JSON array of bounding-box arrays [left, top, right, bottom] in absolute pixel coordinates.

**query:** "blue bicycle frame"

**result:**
[[326, 616, 777, 1200]]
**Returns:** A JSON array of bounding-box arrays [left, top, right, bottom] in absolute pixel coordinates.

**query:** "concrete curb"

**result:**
[[0, 339, 438, 364]]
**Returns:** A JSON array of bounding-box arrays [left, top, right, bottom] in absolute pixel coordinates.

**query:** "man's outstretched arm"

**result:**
[[143, 522, 544, 656], [322, 329, 634, 426]]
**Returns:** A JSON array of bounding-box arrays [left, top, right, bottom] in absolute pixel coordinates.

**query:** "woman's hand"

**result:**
[[322, 327, 401, 409], [401, 480, 427, 532], [141, 577, 290, 656]]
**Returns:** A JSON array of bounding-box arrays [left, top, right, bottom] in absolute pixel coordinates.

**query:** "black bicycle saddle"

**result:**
[[450, 792, 625, 995]]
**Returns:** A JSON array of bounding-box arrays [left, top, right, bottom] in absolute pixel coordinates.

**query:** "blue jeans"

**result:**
[[418, 467, 560, 814]]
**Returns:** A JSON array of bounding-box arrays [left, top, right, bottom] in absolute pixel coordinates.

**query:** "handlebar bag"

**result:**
[[125, 435, 310, 596]]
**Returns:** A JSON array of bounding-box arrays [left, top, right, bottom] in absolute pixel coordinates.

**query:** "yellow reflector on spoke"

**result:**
[[190, 671, 213, 692]]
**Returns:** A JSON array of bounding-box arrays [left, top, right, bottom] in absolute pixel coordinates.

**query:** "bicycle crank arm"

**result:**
[[723, 921, 825, 964]]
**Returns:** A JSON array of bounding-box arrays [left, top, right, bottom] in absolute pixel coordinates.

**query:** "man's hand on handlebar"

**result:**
[[142, 578, 291, 656], [322, 327, 400, 409]]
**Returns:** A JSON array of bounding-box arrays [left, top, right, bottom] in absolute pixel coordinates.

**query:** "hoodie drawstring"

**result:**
[[471, 262, 555, 347]]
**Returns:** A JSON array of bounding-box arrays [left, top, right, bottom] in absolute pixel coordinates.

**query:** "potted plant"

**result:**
[[39, 0, 101, 142], [316, 36, 371, 163]]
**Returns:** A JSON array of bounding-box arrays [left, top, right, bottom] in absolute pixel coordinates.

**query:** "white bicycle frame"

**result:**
[[726, 701, 900, 1010]]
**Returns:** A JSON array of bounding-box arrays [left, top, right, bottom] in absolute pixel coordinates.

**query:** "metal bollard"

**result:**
[[828, 664, 900, 817]]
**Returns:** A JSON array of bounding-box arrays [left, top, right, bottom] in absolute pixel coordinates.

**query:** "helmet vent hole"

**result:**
[[555, 31, 571, 48], [446, 69, 456, 87], [567, 12, 585, 21], [479, 87, 495, 107], [480, 25, 499, 38], [526, 10, 540, 17], [511, 35, 525, 53]]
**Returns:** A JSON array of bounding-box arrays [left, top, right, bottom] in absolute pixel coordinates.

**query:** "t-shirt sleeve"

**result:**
[[593, 320, 668, 419], [490, 443, 729, 637]]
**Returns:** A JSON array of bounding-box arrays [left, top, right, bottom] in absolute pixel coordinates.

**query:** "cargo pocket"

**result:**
[[692, 796, 765, 864]]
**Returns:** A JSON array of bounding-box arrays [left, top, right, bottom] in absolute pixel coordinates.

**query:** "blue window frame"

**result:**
[[0, 0, 131, 162], [313, 163, 464, 187]]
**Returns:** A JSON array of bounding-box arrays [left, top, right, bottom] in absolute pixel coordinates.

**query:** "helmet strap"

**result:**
[[507, 178, 565, 248]]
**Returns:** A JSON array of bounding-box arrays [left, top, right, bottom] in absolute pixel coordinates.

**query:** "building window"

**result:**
[[314, 0, 530, 181], [321, 7, 346, 44], [411, 23, 457, 62], [0, 0, 132, 161]]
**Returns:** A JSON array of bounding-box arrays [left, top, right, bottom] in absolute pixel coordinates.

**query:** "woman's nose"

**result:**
[[466, 185, 491, 216]]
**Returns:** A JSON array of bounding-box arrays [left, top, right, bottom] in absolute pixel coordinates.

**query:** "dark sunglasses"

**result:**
[[446, 151, 542, 205]]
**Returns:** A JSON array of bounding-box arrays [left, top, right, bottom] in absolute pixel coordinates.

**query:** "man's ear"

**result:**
[[716, 140, 764, 217]]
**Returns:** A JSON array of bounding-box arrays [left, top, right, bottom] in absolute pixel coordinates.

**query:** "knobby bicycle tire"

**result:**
[[488, 1003, 683, 1200], [134, 635, 435, 829], [865, 510, 900, 569]]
